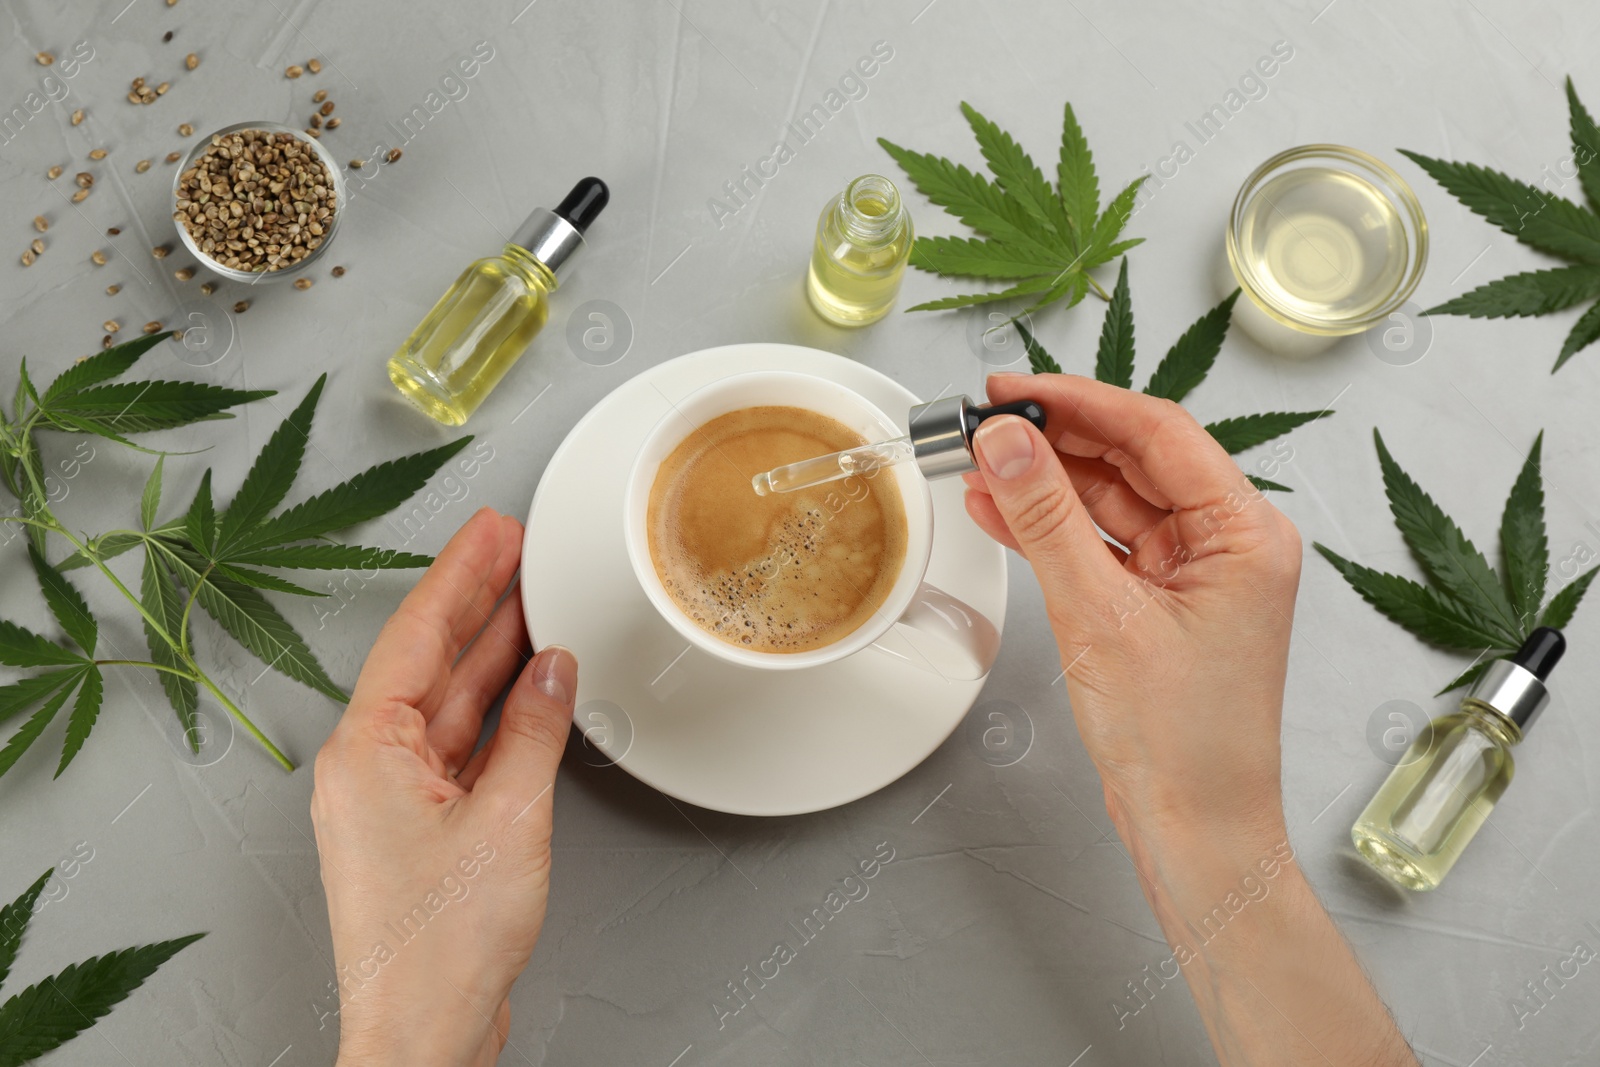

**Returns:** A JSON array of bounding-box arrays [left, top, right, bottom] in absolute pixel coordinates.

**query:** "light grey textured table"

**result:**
[[4, 1, 1599, 1064]]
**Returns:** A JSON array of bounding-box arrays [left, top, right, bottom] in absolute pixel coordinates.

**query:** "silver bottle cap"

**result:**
[[907, 394, 1049, 481], [511, 208, 585, 275], [1467, 659, 1550, 732], [909, 395, 976, 479]]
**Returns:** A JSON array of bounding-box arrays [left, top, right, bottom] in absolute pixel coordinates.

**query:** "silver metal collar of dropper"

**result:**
[[511, 208, 584, 274], [908, 395, 976, 479], [1466, 660, 1550, 732]]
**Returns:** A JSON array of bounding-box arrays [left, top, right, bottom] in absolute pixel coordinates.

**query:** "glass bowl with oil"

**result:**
[[172, 120, 345, 284], [1226, 145, 1427, 336]]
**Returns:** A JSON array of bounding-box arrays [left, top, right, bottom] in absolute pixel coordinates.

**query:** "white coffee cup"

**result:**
[[622, 371, 999, 679]]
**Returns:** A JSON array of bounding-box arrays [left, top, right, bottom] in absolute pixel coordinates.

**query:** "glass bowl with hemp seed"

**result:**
[[172, 121, 344, 283]]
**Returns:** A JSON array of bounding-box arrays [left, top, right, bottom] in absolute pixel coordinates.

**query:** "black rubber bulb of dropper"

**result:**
[[1513, 626, 1565, 680], [555, 177, 609, 233], [964, 400, 1047, 441]]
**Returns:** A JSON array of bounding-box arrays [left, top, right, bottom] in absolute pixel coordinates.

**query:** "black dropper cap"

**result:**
[[554, 177, 609, 233], [1469, 626, 1565, 732], [510, 178, 610, 275], [965, 399, 1047, 440], [1513, 626, 1565, 680]]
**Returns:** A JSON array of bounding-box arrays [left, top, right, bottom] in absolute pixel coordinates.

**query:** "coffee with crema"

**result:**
[[646, 405, 908, 653]]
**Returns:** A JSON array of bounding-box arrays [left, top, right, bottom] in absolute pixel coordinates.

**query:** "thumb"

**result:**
[[972, 415, 1117, 608], [475, 645, 577, 824]]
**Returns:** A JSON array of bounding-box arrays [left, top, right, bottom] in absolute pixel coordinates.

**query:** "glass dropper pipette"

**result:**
[[752, 396, 1045, 496]]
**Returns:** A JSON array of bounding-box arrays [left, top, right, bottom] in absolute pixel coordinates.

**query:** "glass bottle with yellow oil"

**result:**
[[1351, 628, 1565, 891], [806, 173, 913, 327], [388, 177, 609, 425]]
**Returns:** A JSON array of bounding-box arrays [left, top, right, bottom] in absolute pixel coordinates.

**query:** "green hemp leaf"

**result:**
[[878, 101, 1144, 317], [1400, 77, 1600, 372], [1315, 430, 1594, 693], [0, 868, 203, 1066], [1020, 258, 1332, 492], [0, 336, 461, 781]]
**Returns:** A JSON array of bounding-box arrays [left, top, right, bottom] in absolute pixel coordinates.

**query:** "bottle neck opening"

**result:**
[[1462, 700, 1523, 747], [839, 174, 905, 243]]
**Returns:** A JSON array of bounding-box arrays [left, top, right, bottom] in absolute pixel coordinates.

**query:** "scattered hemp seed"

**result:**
[[331, 265, 346, 277], [151, 244, 171, 258], [156, 82, 171, 95], [319, 101, 334, 116], [293, 277, 313, 290], [304, 127, 321, 139], [75, 172, 93, 188], [47, 165, 63, 180], [166, 151, 181, 163], [386, 148, 401, 163], [32, 216, 47, 232], [348, 159, 364, 169], [103, 319, 120, 333], [325, 117, 341, 130], [185, 52, 199, 70], [178, 123, 193, 136], [313, 89, 327, 104], [133, 77, 145, 89], [102, 335, 114, 349], [143, 320, 162, 333], [71, 188, 89, 203], [174, 266, 195, 281], [107, 227, 121, 236], [89, 148, 108, 161], [136, 158, 151, 173], [285, 64, 304, 78], [91, 249, 108, 265], [308, 58, 323, 74], [164, 31, 174, 43], [199, 281, 215, 295], [233, 299, 250, 313], [36, 52, 53, 66], [30, 239, 45, 255], [20, 250, 35, 267], [105, 283, 121, 295], [70, 108, 84, 126], [309, 114, 321, 129], [172, 329, 184, 341]]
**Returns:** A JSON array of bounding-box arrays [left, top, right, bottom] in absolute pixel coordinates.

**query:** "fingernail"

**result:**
[[988, 371, 1027, 378], [975, 417, 1036, 480], [532, 644, 576, 704]]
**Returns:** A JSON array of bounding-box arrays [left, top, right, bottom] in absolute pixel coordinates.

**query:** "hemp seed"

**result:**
[[285, 64, 304, 78], [143, 320, 162, 333], [136, 159, 152, 173], [313, 89, 327, 104], [386, 148, 401, 163], [178, 123, 193, 136], [186, 52, 199, 70], [30, 239, 45, 255], [71, 108, 84, 126], [106, 284, 121, 295], [88, 148, 108, 160], [174, 266, 195, 281], [33, 216, 47, 232], [293, 277, 313, 290], [233, 300, 250, 313], [36, 52, 53, 66], [307, 58, 323, 74], [91, 249, 108, 265], [104, 320, 120, 333], [47, 165, 63, 180]]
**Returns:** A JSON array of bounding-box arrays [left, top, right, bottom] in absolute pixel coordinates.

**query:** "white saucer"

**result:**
[[522, 344, 1007, 816]]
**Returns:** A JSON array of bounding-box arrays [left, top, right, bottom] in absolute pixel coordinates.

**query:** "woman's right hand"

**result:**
[[963, 372, 1303, 854]]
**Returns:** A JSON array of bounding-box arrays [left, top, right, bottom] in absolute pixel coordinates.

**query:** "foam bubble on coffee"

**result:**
[[647, 406, 907, 653]]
